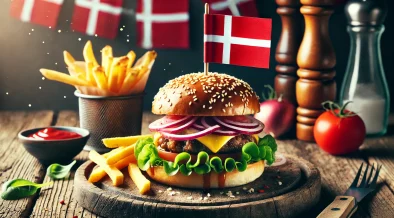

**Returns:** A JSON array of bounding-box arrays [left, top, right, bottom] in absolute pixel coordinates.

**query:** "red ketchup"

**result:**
[[29, 128, 81, 140]]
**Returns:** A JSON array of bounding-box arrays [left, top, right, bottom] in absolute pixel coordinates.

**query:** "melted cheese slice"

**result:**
[[183, 129, 259, 153], [195, 134, 235, 153]]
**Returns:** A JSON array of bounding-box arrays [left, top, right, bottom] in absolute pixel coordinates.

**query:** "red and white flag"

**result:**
[[204, 14, 272, 69], [136, 0, 189, 49], [10, 0, 64, 27], [203, 0, 258, 17], [71, 0, 123, 39]]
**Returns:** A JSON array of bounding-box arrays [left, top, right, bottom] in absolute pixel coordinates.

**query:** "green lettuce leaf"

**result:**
[[258, 135, 277, 152], [135, 137, 154, 159], [163, 161, 179, 176], [209, 157, 224, 173], [135, 135, 278, 176]]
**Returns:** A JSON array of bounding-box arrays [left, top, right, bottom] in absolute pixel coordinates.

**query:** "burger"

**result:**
[[135, 72, 277, 189]]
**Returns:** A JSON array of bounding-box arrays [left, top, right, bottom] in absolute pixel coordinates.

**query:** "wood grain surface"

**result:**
[[0, 111, 394, 217], [74, 154, 319, 218]]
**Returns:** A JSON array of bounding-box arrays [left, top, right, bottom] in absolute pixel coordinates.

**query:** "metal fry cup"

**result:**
[[75, 91, 144, 153]]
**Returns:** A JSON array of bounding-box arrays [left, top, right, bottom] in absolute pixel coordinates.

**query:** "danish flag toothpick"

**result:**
[[204, 3, 272, 69], [10, 0, 64, 27], [136, 0, 189, 49], [71, 0, 123, 39], [203, 0, 258, 17]]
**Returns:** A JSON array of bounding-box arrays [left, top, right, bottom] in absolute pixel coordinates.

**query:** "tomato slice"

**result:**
[[157, 149, 242, 162]]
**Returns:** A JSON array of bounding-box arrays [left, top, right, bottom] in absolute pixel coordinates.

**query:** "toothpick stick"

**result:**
[[204, 3, 209, 75]]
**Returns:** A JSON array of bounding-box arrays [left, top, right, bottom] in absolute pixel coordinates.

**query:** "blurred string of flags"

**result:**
[[9, 0, 259, 49]]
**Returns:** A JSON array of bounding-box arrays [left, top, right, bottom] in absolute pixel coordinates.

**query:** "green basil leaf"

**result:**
[[46, 160, 76, 180], [259, 135, 277, 152], [163, 161, 179, 176], [224, 158, 236, 172], [1, 179, 52, 200], [209, 157, 224, 173]]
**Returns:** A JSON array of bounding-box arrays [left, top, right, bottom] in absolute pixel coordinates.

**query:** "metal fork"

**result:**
[[317, 163, 382, 218]]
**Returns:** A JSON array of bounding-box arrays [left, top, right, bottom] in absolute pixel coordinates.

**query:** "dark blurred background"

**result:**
[[0, 0, 393, 111]]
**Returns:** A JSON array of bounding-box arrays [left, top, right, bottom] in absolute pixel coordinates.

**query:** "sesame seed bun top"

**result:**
[[151, 72, 260, 116]]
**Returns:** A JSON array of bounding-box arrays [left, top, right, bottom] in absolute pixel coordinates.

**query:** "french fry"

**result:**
[[101, 45, 113, 76], [123, 66, 150, 95], [63, 51, 85, 75], [106, 144, 136, 165], [126, 50, 136, 69], [93, 66, 108, 90], [134, 51, 157, 69], [118, 68, 139, 95], [88, 155, 136, 183], [88, 150, 124, 186], [108, 56, 129, 93], [102, 134, 152, 148], [85, 61, 97, 86], [83, 40, 99, 66], [105, 56, 113, 78], [40, 69, 92, 87], [103, 147, 123, 158], [42, 41, 156, 96], [128, 163, 151, 195]]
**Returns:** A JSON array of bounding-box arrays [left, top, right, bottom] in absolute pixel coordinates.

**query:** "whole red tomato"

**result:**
[[314, 102, 366, 155]]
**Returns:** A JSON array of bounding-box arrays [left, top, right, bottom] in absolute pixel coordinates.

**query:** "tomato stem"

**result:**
[[262, 85, 279, 101], [321, 101, 358, 118]]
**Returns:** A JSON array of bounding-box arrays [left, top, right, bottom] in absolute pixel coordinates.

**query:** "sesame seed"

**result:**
[[209, 106, 212, 109], [189, 101, 192, 105]]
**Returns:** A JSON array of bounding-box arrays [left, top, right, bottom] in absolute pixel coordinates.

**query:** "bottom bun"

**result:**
[[146, 161, 265, 189]]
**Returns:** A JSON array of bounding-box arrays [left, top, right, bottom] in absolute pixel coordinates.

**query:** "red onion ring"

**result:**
[[159, 125, 221, 140], [221, 116, 260, 128], [192, 119, 205, 130], [201, 117, 238, 136], [149, 116, 191, 131], [159, 117, 198, 133], [213, 117, 264, 135]]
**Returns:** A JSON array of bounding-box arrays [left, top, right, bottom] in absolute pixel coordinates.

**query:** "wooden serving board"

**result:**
[[74, 154, 320, 218]]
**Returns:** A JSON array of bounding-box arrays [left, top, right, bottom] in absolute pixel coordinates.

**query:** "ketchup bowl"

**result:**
[[18, 126, 90, 165]]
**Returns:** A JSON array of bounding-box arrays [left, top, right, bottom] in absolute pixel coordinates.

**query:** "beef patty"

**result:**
[[155, 133, 257, 154]]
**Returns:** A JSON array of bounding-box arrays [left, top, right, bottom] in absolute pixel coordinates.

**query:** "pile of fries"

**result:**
[[88, 134, 152, 194], [40, 41, 157, 96]]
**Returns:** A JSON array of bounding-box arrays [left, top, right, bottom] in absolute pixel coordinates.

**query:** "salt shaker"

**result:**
[[340, 0, 389, 136]]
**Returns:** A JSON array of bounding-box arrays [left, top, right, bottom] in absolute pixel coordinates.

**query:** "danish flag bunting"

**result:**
[[136, 0, 189, 49], [10, 0, 64, 27], [203, 0, 258, 17], [71, 0, 123, 39], [204, 14, 272, 69]]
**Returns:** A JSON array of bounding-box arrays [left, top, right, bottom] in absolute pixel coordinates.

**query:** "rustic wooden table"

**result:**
[[0, 111, 393, 218]]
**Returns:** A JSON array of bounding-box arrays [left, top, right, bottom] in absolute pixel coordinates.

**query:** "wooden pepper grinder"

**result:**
[[296, 0, 336, 141], [275, 0, 303, 105]]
